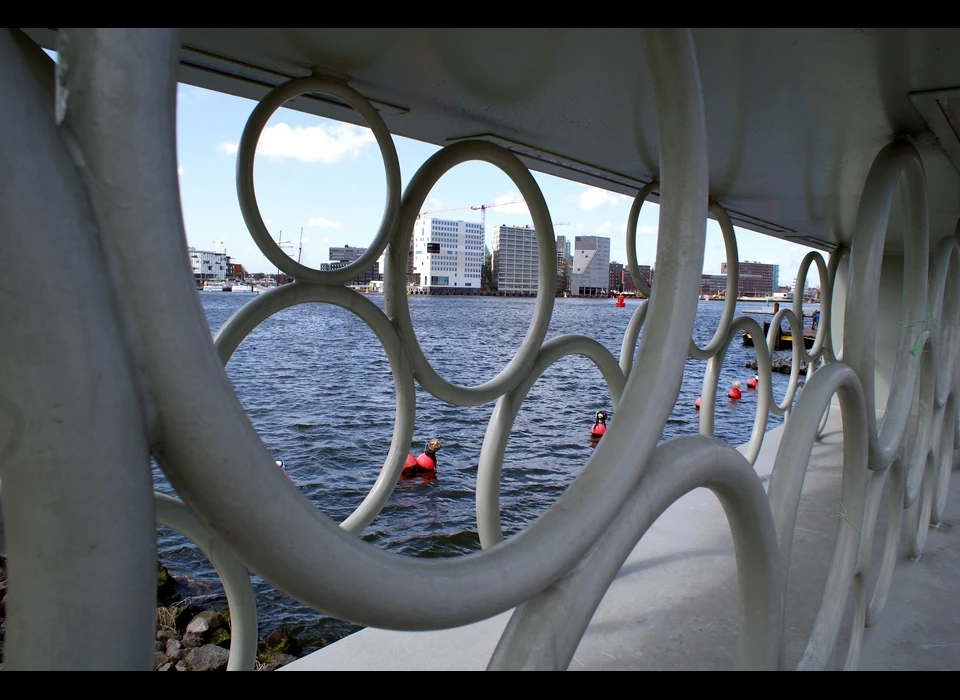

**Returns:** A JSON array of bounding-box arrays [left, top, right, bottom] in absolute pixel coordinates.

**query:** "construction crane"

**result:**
[[419, 199, 568, 235], [417, 204, 473, 218], [471, 198, 523, 236]]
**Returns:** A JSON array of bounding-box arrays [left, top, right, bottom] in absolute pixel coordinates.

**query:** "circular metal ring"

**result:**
[[699, 316, 773, 464], [625, 181, 658, 299], [236, 76, 401, 285], [792, 251, 830, 361], [862, 458, 905, 628], [155, 493, 258, 671], [766, 361, 869, 670], [213, 282, 416, 534], [842, 140, 929, 472], [384, 140, 556, 406], [475, 335, 626, 547]]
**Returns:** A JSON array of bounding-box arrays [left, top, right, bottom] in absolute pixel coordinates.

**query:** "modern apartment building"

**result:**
[[570, 235, 610, 296], [700, 274, 728, 296], [188, 247, 231, 282], [720, 260, 779, 297], [320, 260, 380, 286], [328, 245, 364, 264], [492, 225, 539, 295], [410, 217, 484, 292], [556, 234, 572, 294], [322, 244, 381, 286]]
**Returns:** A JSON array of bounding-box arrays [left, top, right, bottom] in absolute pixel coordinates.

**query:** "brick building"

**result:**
[[720, 261, 779, 297], [608, 262, 624, 292]]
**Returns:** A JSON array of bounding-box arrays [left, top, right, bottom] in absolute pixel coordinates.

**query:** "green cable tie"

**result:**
[[838, 503, 861, 534]]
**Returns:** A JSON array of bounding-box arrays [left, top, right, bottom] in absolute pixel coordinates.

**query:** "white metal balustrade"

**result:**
[[0, 27, 958, 671]]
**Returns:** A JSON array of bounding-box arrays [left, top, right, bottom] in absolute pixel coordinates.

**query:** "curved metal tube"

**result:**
[[383, 140, 557, 406], [842, 140, 929, 472], [212, 282, 416, 534], [6, 26, 958, 674], [699, 316, 773, 464], [1, 29, 157, 670], [25, 28, 709, 635], [487, 436, 781, 671], [766, 361, 868, 670], [476, 335, 626, 547], [155, 494, 258, 671], [235, 76, 401, 286]]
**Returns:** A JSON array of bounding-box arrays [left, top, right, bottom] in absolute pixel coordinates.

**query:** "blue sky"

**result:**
[[46, 49, 820, 286]]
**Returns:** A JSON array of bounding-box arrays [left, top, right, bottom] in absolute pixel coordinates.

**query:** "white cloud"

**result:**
[[637, 224, 657, 235], [177, 167, 184, 176], [489, 193, 530, 217], [307, 217, 343, 228], [577, 186, 627, 211], [426, 197, 444, 209], [218, 121, 375, 164], [595, 220, 627, 235], [322, 236, 332, 244]]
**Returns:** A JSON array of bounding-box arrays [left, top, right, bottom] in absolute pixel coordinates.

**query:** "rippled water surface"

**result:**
[[153, 292, 804, 651]]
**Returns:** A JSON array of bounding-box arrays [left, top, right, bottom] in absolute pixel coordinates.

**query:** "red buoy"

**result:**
[[404, 454, 417, 470], [590, 423, 607, 438], [415, 453, 436, 470], [695, 397, 701, 410], [747, 376, 758, 389], [615, 295, 626, 307], [728, 387, 742, 400]]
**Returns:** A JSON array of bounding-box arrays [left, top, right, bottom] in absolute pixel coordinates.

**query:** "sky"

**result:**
[[45, 49, 820, 287]]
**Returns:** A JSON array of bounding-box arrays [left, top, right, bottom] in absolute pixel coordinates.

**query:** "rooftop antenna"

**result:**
[[297, 227, 303, 264]]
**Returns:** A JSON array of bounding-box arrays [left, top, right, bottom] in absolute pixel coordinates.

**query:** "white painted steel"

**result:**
[[384, 140, 557, 405], [2, 26, 959, 672], [236, 76, 401, 287], [476, 335, 626, 548], [212, 283, 416, 534], [154, 494, 258, 671], [487, 436, 781, 671], [1, 29, 157, 670]]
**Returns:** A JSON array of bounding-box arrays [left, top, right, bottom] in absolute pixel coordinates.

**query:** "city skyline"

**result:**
[[42, 48, 822, 286]]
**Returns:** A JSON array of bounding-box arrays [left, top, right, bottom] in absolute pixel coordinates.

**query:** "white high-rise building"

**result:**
[[188, 246, 229, 281], [492, 225, 539, 294], [571, 235, 611, 296], [410, 218, 484, 291]]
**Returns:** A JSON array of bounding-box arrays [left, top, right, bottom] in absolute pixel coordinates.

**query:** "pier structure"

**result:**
[[2, 28, 960, 670]]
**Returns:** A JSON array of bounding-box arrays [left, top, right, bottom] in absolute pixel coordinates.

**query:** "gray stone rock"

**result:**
[[155, 651, 169, 669], [271, 653, 297, 668], [156, 628, 179, 642], [181, 633, 202, 649], [157, 662, 173, 671], [185, 610, 223, 637], [175, 660, 188, 672], [183, 644, 230, 671], [165, 638, 183, 661]]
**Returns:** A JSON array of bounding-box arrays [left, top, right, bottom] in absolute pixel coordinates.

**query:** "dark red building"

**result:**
[[720, 261, 779, 297]]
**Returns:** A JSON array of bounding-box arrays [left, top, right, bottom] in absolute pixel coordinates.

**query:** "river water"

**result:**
[[153, 292, 805, 652]]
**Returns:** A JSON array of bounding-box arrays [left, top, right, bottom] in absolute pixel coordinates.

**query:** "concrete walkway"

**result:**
[[282, 411, 959, 671]]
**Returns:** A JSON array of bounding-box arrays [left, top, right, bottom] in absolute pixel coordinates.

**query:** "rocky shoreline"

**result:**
[[154, 561, 306, 671], [0, 557, 310, 671], [745, 354, 809, 375]]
